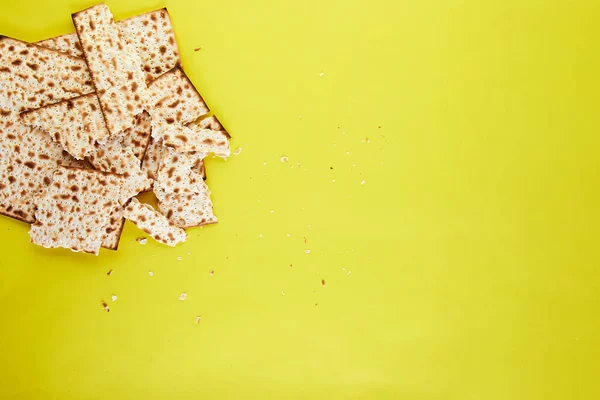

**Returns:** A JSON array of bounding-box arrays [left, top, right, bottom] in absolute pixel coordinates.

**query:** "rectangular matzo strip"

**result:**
[[124, 198, 186, 246], [73, 4, 148, 136]]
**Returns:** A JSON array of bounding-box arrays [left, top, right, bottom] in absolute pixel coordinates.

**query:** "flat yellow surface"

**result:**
[[1, 0, 600, 398]]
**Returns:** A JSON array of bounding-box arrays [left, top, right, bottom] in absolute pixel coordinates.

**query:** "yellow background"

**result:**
[[1, 0, 599, 398]]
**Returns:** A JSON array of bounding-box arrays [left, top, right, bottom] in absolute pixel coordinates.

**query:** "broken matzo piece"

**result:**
[[154, 147, 204, 197], [123, 198, 186, 246], [148, 66, 209, 141], [121, 111, 152, 160], [73, 4, 148, 136], [141, 136, 163, 180], [101, 206, 125, 250], [38, 8, 181, 83], [162, 118, 231, 157], [87, 134, 141, 175], [157, 179, 217, 228], [29, 166, 124, 255], [0, 36, 93, 113], [0, 116, 87, 222], [20, 93, 109, 160]]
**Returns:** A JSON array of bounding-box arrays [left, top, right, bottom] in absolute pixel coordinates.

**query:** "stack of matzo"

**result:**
[[0, 4, 231, 255]]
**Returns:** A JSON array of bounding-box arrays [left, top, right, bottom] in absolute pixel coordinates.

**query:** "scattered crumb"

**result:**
[[321, 279, 326, 287], [297, 162, 301, 167], [286, 233, 291, 237], [269, 209, 274, 213], [111, 294, 117, 302], [187, 252, 191, 255], [330, 166, 333, 170], [195, 316, 202, 324], [101, 301, 110, 312], [136, 237, 147, 245], [263, 161, 267, 166], [179, 292, 187, 301], [305, 249, 311, 254], [319, 72, 324, 77], [331, 179, 336, 183], [106, 269, 113, 276], [347, 271, 352, 275], [281, 290, 285, 295], [298, 116, 302, 119], [346, 151, 350, 155], [233, 146, 243, 156], [209, 269, 214, 276], [378, 125, 382, 128], [290, 165, 294, 169], [177, 256, 182, 261], [194, 47, 202, 51], [361, 179, 366, 185], [303, 236, 307, 244], [289, 264, 293, 268], [365, 137, 370, 143], [259, 233, 263, 238], [148, 271, 154, 276], [342, 267, 346, 271], [333, 143, 337, 147], [308, 224, 312, 229], [281, 156, 288, 163]]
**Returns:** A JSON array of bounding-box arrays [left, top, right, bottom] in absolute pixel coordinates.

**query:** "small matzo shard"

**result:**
[[121, 111, 152, 160], [148, 66, 209, 142], [38, 8, 181, 83], [162, 116, 231, 157], [29, 166, 124, 255], [73, 4, 148, 136], [20, 94, 109, 160], [124, 198, 186, 246]]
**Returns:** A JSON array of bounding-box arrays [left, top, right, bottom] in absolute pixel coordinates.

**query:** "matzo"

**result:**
[[121, 111, 152, 160], [123, 198, 186, 246], [38, 8, 181, 83], [20, 93, 109, 160], [157, 179, 217, 228], [36, 33, 83, 58], [154, 147, 204, 197], [29, 166, 124, 255], [0, 115, 87, 222], [119, 9, 181, 83], [148, 66, 209, 142], [73, 4, 148, 136], [141, 137, 163, 180], [0, 36, 93, 113], [162, 119, 231, 157]]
